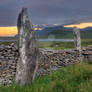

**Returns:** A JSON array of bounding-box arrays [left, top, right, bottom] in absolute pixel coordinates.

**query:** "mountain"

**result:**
[[35, 25, 92, 39], [80, 27, 92, 39], [81, 27, 92, 31], [14, 24, 92, 39], [35, 25, 73, 39]]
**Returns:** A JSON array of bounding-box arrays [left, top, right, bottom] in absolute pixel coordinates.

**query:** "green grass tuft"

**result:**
[[39, 39, 92, 50], [0, 63, 92, 92]]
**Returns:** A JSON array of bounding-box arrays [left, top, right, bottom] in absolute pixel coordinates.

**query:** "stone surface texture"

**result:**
[[16, 8, 39, 85], [0, 43, 92, 85]]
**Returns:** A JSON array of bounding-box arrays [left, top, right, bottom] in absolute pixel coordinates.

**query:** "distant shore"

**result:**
[[0, 37, 73, 42]]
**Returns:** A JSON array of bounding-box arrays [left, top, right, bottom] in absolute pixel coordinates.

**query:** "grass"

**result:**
[[39, 41, 74, 50], [39, 39, 92, 50], [0, 39, 92, 50], [0, 63, 92, 92], [0, 41, 16, 45]]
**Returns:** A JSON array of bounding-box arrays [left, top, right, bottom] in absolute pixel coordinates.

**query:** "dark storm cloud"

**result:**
[[0, 0, 92, 26]]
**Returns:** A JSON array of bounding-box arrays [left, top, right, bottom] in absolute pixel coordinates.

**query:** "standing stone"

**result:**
[[73, 27, 81, 51], [16, 8, 39, 85]]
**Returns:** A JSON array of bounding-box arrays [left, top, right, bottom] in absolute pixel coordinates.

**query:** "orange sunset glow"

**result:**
[[0, 22, 92, 36], [64, 22, 92, 29], [0, 27, 18, 36]]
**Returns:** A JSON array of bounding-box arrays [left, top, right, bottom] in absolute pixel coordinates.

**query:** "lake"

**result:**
[[0, 38, 74, 42], [38, 39, 74, 42]]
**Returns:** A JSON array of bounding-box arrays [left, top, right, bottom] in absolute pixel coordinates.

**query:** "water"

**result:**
[[0, 40, 17, 42], [0, 39, 74, 42], [38, 39, 74, 42]]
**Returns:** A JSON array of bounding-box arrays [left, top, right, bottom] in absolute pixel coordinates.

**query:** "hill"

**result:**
[[35, 26, 92, 39], [35, 26, 73, 39]]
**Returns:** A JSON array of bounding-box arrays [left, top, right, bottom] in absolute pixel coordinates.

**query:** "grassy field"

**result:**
[[39, 39, 92, 50], [0, 63, 92, 92], [0, 39, 91, 50]]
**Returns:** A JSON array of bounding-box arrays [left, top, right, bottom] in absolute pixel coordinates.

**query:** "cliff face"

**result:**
[[0, 43, 92, 85]]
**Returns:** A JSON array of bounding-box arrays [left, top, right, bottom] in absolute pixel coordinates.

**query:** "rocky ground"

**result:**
[[0, 43, 92, 85]]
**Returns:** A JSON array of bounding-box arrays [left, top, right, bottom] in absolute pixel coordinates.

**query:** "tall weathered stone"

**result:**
[[73, 27, 81, 51], [16, 8, 39, 85]]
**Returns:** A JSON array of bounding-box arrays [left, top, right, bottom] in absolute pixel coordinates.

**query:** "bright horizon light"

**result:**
[[0, 26, 18, 36], [0, 22, 92, 36], [64, 22, 92, 29]]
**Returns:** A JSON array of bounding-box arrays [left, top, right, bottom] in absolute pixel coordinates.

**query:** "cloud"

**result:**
[[0, 0, 92, 26]]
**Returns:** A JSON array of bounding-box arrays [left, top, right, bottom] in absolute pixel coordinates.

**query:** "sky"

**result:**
[[0, 0, 92, 26]]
